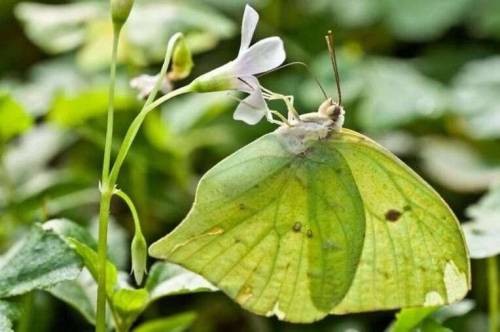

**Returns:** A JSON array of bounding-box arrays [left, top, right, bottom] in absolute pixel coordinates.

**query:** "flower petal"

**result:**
[[234, 36, 286, 76], [233, 77, 267, 125], [239, 5, 259, 54]]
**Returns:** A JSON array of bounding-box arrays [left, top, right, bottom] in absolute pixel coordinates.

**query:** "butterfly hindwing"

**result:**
[[330, 129, 470, 313], [149, 133, 366, 323]]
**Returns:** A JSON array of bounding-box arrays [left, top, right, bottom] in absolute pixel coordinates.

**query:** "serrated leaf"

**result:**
[[133, 311, 196, 332], [145, 262, 217, 302], [0, 224, 82, 298], [0, 92, 33, 142]]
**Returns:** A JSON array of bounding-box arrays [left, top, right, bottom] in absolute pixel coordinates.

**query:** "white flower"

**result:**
[[190, 5, 286, 124], [130, 74, 172, 100]]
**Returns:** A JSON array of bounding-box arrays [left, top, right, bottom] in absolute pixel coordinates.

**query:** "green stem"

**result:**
[[108, 84, 192, 187], [489, 256, 499, 332], [102, 24, 121, 184], [95, 32, 191, 331], [96, 190, 112, 332], [115, 190, 141, 235], [96, 23, 121, 332]]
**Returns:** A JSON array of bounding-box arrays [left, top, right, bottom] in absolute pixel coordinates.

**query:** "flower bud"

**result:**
[[189, 69, 236, 93], [131, 231, 147, 285], [111, 0, 134, 26], [168, 37, 193, 81]]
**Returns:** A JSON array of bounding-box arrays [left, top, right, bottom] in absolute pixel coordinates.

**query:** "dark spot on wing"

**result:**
[[307, 229, 313, 238], [292, 222, 302, 232], [239, 203, 246, 210], [403, 205, 411, 211], [385, 209, 402, 222]]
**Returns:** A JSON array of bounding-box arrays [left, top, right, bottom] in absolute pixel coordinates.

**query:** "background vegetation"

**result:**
[[1, 0, 500, 331]]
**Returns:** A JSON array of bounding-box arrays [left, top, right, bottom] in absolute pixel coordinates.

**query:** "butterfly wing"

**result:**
[[330, 129, 470, 314], [149, 133, 366, 322]]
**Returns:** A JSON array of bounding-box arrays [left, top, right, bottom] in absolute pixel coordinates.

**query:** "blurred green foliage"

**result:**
[[1, 0, 500, 331]]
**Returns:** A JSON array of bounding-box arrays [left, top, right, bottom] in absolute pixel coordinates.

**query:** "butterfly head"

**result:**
[[317, 97, 345, 131]]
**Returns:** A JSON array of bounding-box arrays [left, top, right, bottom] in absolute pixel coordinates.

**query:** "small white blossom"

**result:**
[[190, 5, 286, 125], [130, 74, 172, 100]]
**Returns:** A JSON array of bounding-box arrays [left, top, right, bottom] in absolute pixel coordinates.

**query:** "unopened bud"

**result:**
[[168, 37, 193, 81], [111, 0, 134, 26], [131, 231, 147, 285]]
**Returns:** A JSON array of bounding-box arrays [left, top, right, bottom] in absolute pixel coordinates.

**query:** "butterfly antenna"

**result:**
[[258, 61, 328, 100], [325, 30, 342, 105]]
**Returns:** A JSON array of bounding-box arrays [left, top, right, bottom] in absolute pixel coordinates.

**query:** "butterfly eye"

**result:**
[[333, 105, 342, 119]]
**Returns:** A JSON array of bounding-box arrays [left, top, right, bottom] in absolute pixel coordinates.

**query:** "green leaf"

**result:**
[[329, 0, 382, 28], [468, 0, 500, 39], [145, 262, 217, 302], [384, 0, 472, 41], [48, 87, 137, 127], [150, 124, 470, 322], [419, 317, 453, 332], [451, 56, 500, 139], [391, 307, 440, 332], [419, 137, 500, 192], [14, 2, 102, 53], [41, 219, 98, 324], [47, 274, 96, 325], [112, 288, 149, 330], [0, 224, 82, 298], [89, 217, 129, 270], [133, 311, 196, 332], [358, 58, 448, 132], [0, 300, 20, 332], [43, 218, 97, 249], [67, 238, 117, 297], [0, 92, 33, 142], [462, 186, 500, 258]]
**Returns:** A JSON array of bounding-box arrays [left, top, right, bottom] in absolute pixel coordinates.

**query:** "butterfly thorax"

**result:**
[[275, 98, 345, 154]]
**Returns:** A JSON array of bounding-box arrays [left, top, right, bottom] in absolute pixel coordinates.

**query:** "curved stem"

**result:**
[[108, 84, 191, 187], [115, 189, 141, 235], [96, 23, 121, 332], [488, 256, 498, 332]]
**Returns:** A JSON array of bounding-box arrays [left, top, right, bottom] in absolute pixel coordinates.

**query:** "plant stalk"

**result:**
[[96, 23, 121, 332], [489, 256, 499, 332], [95, 31, 190, 331]]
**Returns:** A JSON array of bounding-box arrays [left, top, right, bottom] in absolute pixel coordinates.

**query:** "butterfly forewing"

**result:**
[[149, 133, 366, 323]]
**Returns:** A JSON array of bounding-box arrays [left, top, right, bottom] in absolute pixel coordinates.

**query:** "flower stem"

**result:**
[[102, 24, 121, 184], [96, 23, 121, 332], [108, 84, 192, 187], [488, 256, 499, 332]]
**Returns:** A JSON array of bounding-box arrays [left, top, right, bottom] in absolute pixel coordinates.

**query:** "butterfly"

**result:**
[[149, 31, 470, 323]]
